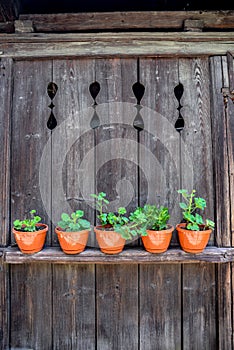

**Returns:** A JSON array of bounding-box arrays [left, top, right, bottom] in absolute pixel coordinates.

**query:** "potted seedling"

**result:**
[[91, 192, 129, 254], [55, 210, 90, 254], [176, 189, 215, 253], [116, 204, 173, 253], [12, 210, 48, 254]]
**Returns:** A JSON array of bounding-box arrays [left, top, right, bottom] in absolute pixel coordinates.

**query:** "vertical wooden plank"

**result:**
[[180, 58, 216, 349], [10, 60, 53, 348], [140, 264, 181, 350], [95, 59, 138, 349], [0, 254, 9, 350], [183, 264, 216, 350], [180, 57, 214, 241], [52, 264, 95, 349], [0, 58, 13, 246], [10, 264, 52, 349], [51, 59, 96, 348], [139, 58, 181, 349], [210, 56, 231, 247], [52, 58, 96, 246], [95, 58, 137, 214], [97, 265, 138, 350], [11, 60, 52, 243]]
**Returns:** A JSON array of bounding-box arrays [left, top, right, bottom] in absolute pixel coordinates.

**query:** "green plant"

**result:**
[[90, 192, 129, 228], [178, 189, 215, 231], [116, 204, 170, 240], [13, 210, 42, 232], [57, 210, 90, 232]]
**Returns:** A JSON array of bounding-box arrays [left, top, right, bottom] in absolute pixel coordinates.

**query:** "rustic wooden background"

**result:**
[[0, 53, 234, 349]]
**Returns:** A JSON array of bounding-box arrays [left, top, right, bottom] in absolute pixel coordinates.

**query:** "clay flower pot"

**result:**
[[176, 223, 212, 253], [94, 225, 125, 254], [55, 227, 89, 254], [141, 225, 174, 253], [12, 223, 48, 254]]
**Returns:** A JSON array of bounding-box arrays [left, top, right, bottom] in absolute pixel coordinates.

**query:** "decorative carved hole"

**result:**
[[174, 82, 185, 132], [89, 81, 101, 129], [47, 82, 58, 130], [132, 81, 145, 105]]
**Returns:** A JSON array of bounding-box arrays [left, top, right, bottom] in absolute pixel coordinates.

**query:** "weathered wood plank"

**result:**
[[0, 256, 9, 350], [1, 36, 234, 59], [183, 264, 216, 349], [51, 59, 96, 246], [96, 265, 138, 350], [1, 32, 234, 43], [210, 56, 231, 247], [52, 264, 95, 349], [139, 58, 181, 349], [179, 58, 216, 349], [10, 264, 52, 349], [94, 58, 137, 232], [179, 57, 214, 243], [0, 58, 12, 246], [140, 264, 181, 350], [217, 263, 233, 350], [4, 246, 234, 264], [11, 60, 52, 244], [140, 58, 180, 236], [19, 11, 234, 32]]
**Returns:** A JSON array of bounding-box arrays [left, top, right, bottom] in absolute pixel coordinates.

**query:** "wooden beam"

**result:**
[[19, 11, 234, 32], [3, 247, 234, 264], [0, 32, 234, 58]]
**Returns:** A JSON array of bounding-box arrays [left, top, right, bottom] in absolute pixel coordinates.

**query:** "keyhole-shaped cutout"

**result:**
[[47, 82, 58, 100], [174, 82, 185, 132], [89, 81, 100, 104], [89, 81, 101, 129], [132, 82, 145, 105], [47, 82, 58, 130]]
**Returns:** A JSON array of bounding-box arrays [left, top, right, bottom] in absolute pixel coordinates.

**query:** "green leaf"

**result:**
[[118, 207, 127, 215], [76, 210, 84, 218], [179, 202, 188, 210], [61, 213, 70, 222], [187, 223, 200, 231], [194, 197, 206, 210]]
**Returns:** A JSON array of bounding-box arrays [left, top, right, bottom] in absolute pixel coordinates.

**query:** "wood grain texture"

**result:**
[[10, 264, 52, 349], [0, 257, 9, 350], [139, 58, 180, 236], [183, 263, 216, 349], [52, 264, 95, 349], [1, 34, 234, 59], [96, 264, 138, 350], [11, 60, 52, 244], [179, 57, 214, 243], [140, 264, 181, 350], [210, 56, 231, 247], [94, 58, 138, 241], [52, 59, 96, 246], [217, 263, 233, 350], [0, 58, 12, 246], [4, 246, 234, 264], [19, 11, 234, 32]]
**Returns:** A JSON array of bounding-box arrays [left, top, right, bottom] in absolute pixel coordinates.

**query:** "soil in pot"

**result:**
[[12, 223, 48, 254], [94, 225, 125, 254], [142, 225, 174, 253], [55, 227, 89, 254], [176, 223, 212, 253]]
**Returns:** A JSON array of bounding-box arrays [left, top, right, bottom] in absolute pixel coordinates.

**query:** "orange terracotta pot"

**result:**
[[142, 225, 174, 253], [176, 223, 212, 253], [12, 223, 48, 254], [94, 225, 125, 254], [55, 227, 89, 254]]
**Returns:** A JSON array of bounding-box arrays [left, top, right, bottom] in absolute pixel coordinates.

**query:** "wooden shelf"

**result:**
[[2, 246, 234, 264]]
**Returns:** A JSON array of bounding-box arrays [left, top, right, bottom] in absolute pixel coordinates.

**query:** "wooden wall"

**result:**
[[0, 52, 234, 349]]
